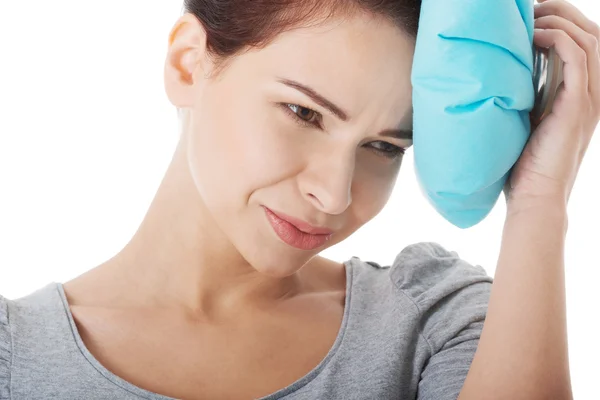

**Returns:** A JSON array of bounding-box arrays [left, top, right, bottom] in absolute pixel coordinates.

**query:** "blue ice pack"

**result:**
[[411, 0, 536, 228]]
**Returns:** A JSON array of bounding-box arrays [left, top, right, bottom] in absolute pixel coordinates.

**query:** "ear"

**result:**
[[164, 13, 212, 110]]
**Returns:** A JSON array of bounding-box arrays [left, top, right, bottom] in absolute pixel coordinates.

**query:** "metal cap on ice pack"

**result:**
[[531, 45, 564, 126]]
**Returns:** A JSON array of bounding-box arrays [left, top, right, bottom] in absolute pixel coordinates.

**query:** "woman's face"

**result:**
[[166, 12, 415, 277]]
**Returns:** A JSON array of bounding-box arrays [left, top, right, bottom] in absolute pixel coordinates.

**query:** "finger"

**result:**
[[534, 28, 589, 108], [535, 0, 600, 44], [535, 15, 600, 99]]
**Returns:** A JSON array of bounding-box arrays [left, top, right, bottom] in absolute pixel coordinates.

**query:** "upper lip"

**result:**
[[265, 207, 334, 235]]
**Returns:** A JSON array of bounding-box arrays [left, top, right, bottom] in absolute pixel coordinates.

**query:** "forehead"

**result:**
[[241, 13, 415, 122]]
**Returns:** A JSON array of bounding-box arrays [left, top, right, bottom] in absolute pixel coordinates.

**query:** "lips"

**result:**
[[267, 208, 334, 235], [263, 206, 333, 251]]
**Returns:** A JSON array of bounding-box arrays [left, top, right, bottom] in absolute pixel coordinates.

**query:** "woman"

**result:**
[[1, 0, 598, 399]]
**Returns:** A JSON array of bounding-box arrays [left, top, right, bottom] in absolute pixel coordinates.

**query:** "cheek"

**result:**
[[225, 102, 307, 194], [233, 113, 299, 184], [187, 94, 302, 208]]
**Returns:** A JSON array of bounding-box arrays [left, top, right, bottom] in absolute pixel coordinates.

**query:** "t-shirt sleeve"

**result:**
[[0, 294, 11, 400], [391, 242, 493, 400]]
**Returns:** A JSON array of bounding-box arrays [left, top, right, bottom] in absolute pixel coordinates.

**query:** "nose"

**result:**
[[297, 149, 354, 215]]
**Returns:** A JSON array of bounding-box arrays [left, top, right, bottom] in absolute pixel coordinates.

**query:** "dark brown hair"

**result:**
[[183, 0, 421, 71]]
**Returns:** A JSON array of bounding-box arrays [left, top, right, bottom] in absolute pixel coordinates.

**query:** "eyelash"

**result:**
[[279, 103, 406, 160]]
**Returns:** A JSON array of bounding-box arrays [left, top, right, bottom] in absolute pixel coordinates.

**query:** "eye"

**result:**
[[281, 103, 322, 128], [279, 103, 405, 160], [368, 141, 406, 160]]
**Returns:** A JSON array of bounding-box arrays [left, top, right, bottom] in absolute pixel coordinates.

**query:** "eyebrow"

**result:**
[[277, 77, 350, 121], [276, 77, 413, 141]]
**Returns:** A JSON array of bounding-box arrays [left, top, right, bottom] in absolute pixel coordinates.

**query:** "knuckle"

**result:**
[[585, 33, 599, 52], [590, 21, 600, 39], [557, 30, 570, 40], [556, 31, 587, 63]]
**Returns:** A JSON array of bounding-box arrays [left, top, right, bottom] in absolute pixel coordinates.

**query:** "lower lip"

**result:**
[[263, 207, 332, 251]]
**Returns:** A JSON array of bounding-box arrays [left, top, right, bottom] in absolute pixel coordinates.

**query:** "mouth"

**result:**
[[262, 206, 333, 251]]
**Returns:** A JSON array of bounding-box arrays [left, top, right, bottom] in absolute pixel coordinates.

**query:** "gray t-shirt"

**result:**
[[0, 242, 493, 400]]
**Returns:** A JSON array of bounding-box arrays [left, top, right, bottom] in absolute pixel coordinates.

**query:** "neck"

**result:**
[[90, 137, 307, 318]]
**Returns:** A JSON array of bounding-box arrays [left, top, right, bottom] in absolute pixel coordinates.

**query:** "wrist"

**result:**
[[506, 196, 569, 228]]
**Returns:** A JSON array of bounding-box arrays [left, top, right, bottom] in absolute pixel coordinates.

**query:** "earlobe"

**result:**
[[164, 13, 209, 109]]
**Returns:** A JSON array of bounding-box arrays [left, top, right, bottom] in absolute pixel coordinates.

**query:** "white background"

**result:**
[[0, 0, 598, 398]]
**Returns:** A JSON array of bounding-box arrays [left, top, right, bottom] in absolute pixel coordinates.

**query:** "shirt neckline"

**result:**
[[54, 258, 356, 400]]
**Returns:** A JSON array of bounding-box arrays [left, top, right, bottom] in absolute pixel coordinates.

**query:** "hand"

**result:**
[[504, 0, 600, 211]]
